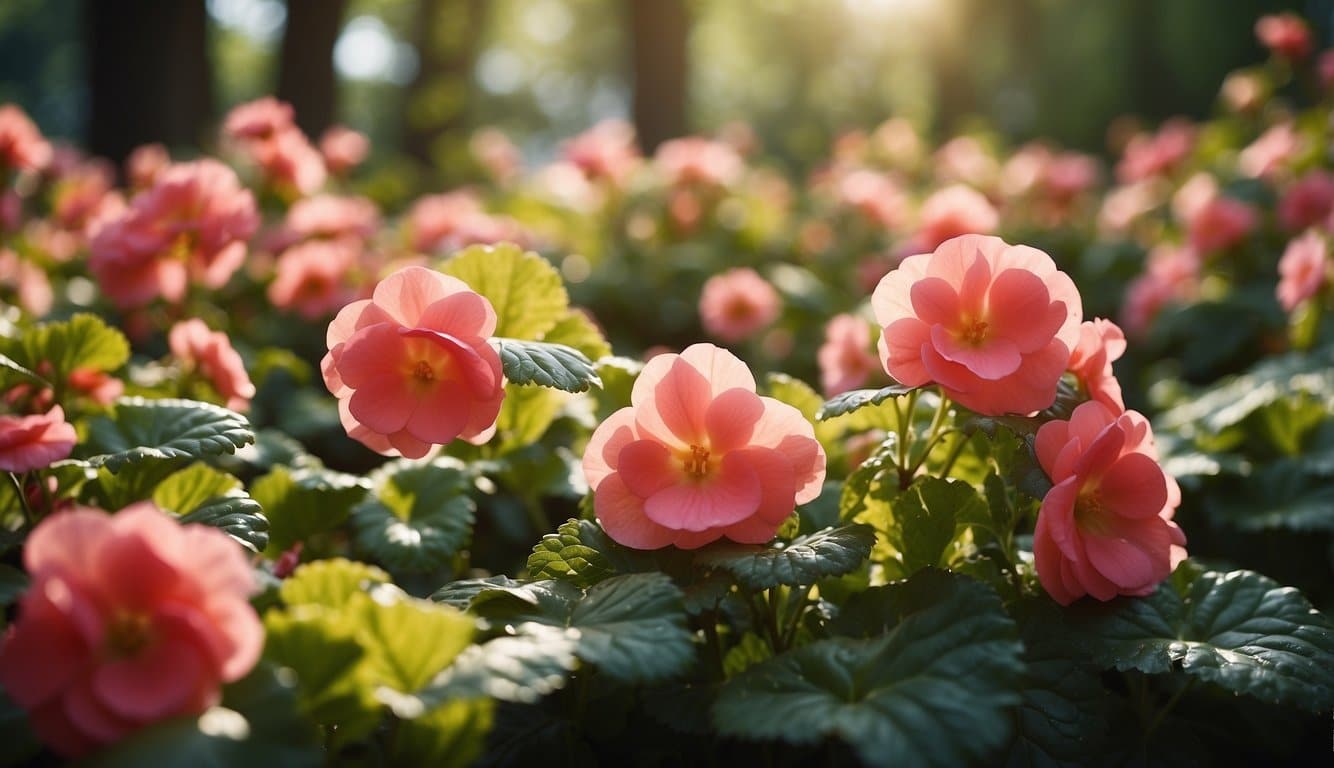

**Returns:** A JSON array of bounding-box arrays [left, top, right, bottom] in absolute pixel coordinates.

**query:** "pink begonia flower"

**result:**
[[1120, 245, 1201, 338], [0, 406, 76, 472], [0, 503, 262, 757], [818, 313, 879, 397], [872, 234, 1082, 416], [1220, 71, 1267, 113], [268, 238, 359, 319], [88, 160, 259, 308], [318, 125, 370, 175], [699, 267, 783, 344], [1170, 172, 1218, 224], [1255, 12, 1312, 60], [405, 191, 528, 254], [251, 127, 327, 197], [222, 96, 295, 143], [125, 143, 170, 190], [581, 343, 826, 549], [654, 137, 744, 188], [1115, 119, 1194, 183], [266, 194, 380, 253], [168, 320, 257, 413], [933, 136, 999, 189], [1097, 180, 1164, 235], [1276, 230, 1329, 312], [1320, 50, 1334, 90], [51, 159, 115, 233], [66, 368, 124, 406], [562, 120, 641, 185], [1186, 195, 1257, 254], [1033, 401, 1186, 605], [0, 104, 52, 173], [1278, 171, 1334, 232], [914, 184, 999, 252], [0, 247, 53, 317], [470, 128, 523, 183], [1066, 319, 1127, 413], [321, 266, 504, 458], [1239, 122, 1301, 179], [836, 169, 907, 230], [872, 117, 925, 171]]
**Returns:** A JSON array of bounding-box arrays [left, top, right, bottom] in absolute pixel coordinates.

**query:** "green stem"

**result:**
[[7, 472, 33, 527], [935, 430, 972, 479], [779, 584, 814, 649], [702, 611, 725, 680], [1144, 678, 1195, 740]]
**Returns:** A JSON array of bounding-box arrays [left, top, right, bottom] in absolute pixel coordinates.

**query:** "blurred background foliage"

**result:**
[[0, 0, 1328, 189]]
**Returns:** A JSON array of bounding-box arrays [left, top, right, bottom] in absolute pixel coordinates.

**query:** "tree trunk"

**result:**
[[628, 0, 688, 152], [277, 0, 348, 139], [84, 0, 213, 166], [402, 0, 485, 181]]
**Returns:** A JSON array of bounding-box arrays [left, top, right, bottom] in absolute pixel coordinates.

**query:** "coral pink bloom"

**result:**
[[836, 169, 907, 230], [406, 191, 527, 254], [1186, 195, 1256, 254], [1320, 50, 1334, 90], [1115, 119, 1194, 183], [222, 96, 295, 143], [322, 266, 504, 458], [125, 143, 170, 190], [1120, 245, 1201, 338], [581, 343, 826, 550], [268, 194, 380, 253], [169, 320, 257, 413], [933, 136, 999, 189], [1276, 230, 1329, 312], [562, 119, 641, 185], [88, 160, 259, 308], [699, 267, 783, 344], [1256, 12, 1312, 60], [268, 239, 359, 319], [0, 104, 52, 173], [915, 184, 999, 251], [0, 503, 262, 757], [654, 137, 744, 188], [1033, 401, 1186, 605], [0, 406, 76, 472], [818, 313, 879, 397], [1239, 122, 1301, 179], [1097, 180, 1163, 235], [252, 127, 327, 197], [67, 368, 124, 406], [1278, 171, 1334, 232], [1067, 319, 1127, 413], [0, 247, 54, 317], [872, 234, 1082, 416], [318, 125, 369, 175], [470, 127, 523, 183]]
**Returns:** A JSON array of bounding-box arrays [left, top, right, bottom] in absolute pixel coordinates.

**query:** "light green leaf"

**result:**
[[714, 570, 1024, 767], [591, 356, 641, 421], [526, 518, 616, 588], [816, 383, 918, 420], [439, 243, 569, 340], [1071, 568, 1334, 711], [83, 398, 254, 473], [542, 309, 612, 361], [152, 463, 243, 514], [351, 588, 475, 694], [84, 663, 323, 768], [251, 465, 370, 554], [261, 609, 381, 745], [891, 477, 988, 576], [695, 524, 876, 590], [494, 382, 567, 451], [280, 558, 392, 610], [496, 338, 601, 393], [7, 312, 129, 383], [388, 697, 494, 768], [351, 459, 476, 572], [469, 574, 695, 684]]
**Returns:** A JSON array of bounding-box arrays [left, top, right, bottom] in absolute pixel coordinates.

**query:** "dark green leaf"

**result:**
[[890, 477, 987, 575], [431, 576, 528, 610], [0, 564, 27, 608], [1155, 347, 1334, 436], [1071, 569, 1334, 711], [83, 663, 323, 768], [526, 518, 616, 587], [816, 383, 918, 420], [714, 570, 1024, 767], [0, 351, 46, 389], [0, 688, 41, 766], [405, 624, 579, 709], [695, 524, 875, 590], [496, 338, 601, 393], [351, 459, 476, 572], [179, 492, 269, 553], [83, 398, 254, 473]]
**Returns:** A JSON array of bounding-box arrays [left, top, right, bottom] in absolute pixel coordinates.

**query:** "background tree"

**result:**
[[278, 0, 349, 138], [628, 0, 688, 152]]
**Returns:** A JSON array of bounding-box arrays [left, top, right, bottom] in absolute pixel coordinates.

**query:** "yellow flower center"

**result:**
[[412, 359, 435, 382], [1074, 490, 1112, 536], [959, 318, 990, 347], [104, 610, 154, 659], [683, 444, 712, 478]]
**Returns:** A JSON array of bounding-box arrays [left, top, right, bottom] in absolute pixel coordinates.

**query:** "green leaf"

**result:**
[[8, 312, 129, 383], [527, 518, 616, 588], [251, 465, 370, 554], [350, 459, 476, 572], [83, 663, 323, 768], [496, 338, 601, 393], [0, 564, 27, 608], [695, 524, 875, 590], [430, 575, 528, 610], [722, 632, 773, 678], [83, 398, 255, 473], [0, 351, 47, 389], [439, 242, 569, 340], [591, 356, 641, 421], [816, 383, 918, 420], [405, 624, 579, 708], [493, 382, 567, 452], [152, 463, 243, 514], [262, 609, 381, 744], [469, 574, 695, 684], [0, 688, 41, 766], [352, 588, 475, 694], [714, 570, 1024, 767], [890, 477, 988, 576], [1155, 347, 1334, 436], [179, 492, 270, 553], [281, 558, 392, 610], [388, 697, 494, 768], [541, 309, 612, 361], [1071, 568, 1334, 711]]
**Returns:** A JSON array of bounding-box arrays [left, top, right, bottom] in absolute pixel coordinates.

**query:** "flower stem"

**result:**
[[7, 472, 33, 527]]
